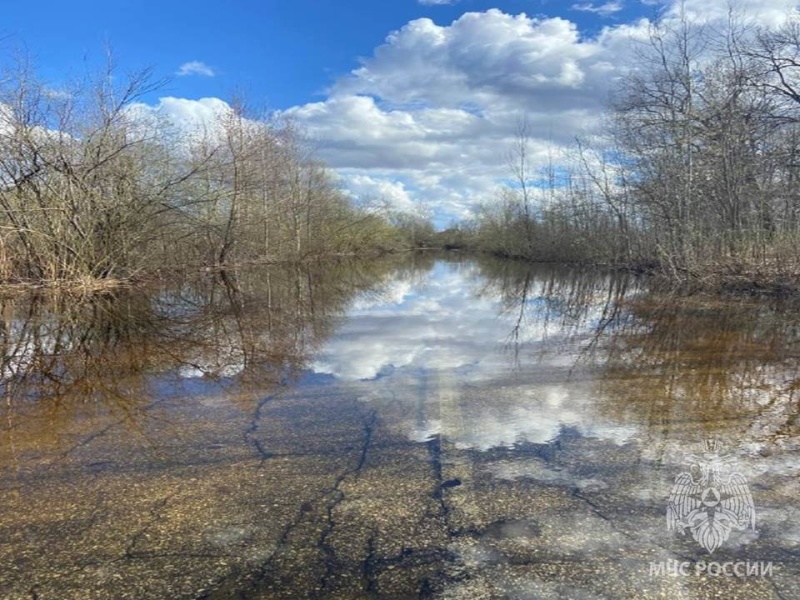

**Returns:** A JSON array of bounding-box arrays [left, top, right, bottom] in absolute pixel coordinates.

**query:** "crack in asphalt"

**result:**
[[243, 391, 282, 462], [317, 410, 376, 593], [198, 408, 377, 600], [124, 493, 178, 560]]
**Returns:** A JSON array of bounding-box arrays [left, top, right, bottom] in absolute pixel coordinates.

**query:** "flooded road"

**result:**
[[2, 254, 800, 599]]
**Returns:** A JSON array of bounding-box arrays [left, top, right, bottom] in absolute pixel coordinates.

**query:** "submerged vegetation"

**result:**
[[458, 13, 800, 292], [0, 58, 415, 285]]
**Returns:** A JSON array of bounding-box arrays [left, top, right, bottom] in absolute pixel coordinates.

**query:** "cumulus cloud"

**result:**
[[664, 0, 798, 27], [333, 11, 600, 105], [277, 1, 800, 221], [342, 173, 426, 215], [127, 96, 231, 139], [176, 61, 216, 77], [143, 1, 800, 223], [571, 2, 625, 16], [276, 9, 633, 220]]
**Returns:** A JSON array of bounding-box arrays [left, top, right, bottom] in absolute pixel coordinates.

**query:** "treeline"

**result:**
[[0, 59, 419, 283], [458, 14, 800, 290]]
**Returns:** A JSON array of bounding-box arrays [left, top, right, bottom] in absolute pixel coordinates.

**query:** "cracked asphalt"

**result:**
[[2, 374, 799, 600]]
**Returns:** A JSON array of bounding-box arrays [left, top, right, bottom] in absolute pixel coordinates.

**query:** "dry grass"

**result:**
[[0, 276, 133, 298]]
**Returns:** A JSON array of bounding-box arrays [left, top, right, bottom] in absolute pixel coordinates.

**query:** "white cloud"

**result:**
[[277, 9, 630, 220], [418, 0, 459, 4], [42, 87, 72, 100], [142, 1, 800, 223], [176, 61, 216, 77], [664, 0, 798, 27], [143, 96, 230, 127], [127, 96, 232, 140], [341, 173, 425, 215], [571, 2, 625, 17], [333, 11, 599, 105]]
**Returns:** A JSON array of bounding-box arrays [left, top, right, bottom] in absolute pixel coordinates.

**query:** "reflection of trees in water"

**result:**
[[329, 251, 438, 313], [593, 295, 800, 440], [463, 255, 800, 440], [468, 256, 635, 362], [8, 252, 798, 453], [0, 259, 400, 443], [0, 290, 158, 406]]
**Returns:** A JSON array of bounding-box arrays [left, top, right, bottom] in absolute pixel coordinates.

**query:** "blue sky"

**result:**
[[2, 0, 798, 226], [2, 1, 657, 108]]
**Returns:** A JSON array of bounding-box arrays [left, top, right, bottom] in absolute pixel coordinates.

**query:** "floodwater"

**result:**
[[1, 254, 799, 600]]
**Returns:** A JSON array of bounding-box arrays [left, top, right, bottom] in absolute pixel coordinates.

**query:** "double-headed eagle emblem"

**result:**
[[667, 440, 756, 553]]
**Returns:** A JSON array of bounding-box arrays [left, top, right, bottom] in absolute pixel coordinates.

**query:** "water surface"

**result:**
[[2, 255, 799, 599]]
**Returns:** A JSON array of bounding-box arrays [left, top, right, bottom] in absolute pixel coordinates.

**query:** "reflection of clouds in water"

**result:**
[[312, 265, 608, 382], [488, 457, 609, 493], [178, 357, 244, 379], [312, 261, 634, 450], [312, 267, 503, 380], [401, 381, 637, 450], [1, 321, 68, 382], [178, 326, 246, 379], [350, 278, 414, 313], [312, 317, 435, 380]]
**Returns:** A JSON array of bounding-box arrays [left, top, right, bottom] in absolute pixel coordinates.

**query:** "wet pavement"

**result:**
[[1, 255, 799, 599]]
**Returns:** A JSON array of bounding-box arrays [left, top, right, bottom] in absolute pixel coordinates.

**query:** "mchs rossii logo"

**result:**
[[666, 439, 756, 554]]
